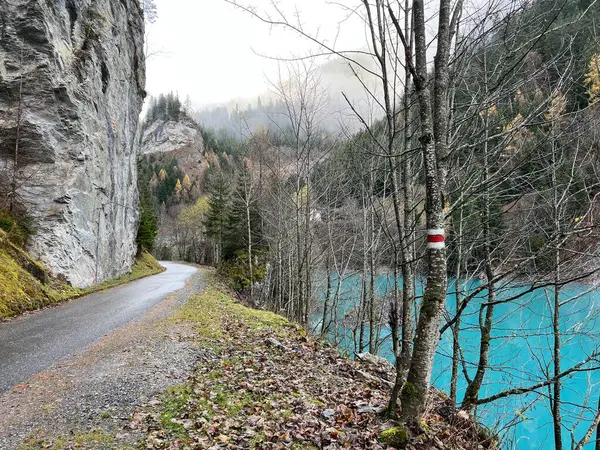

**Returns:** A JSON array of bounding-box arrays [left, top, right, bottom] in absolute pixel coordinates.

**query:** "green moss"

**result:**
[[401, 381, 417, 400], [176, 284, 291, 340], [19, 429, 113, 450], [0, 210, 34, 247], [276, 409, 294, 419], [250, 432, 267, 448], [379, 425, 409, 448], [73, 429, 114, 446], [206, 369, 224, 380], [160, 384, 195, 438], [0, 230, 55, 319], [291, 444, 319, 450], [418, 419, 431, 433], [18, 436, 66, 450], [226, 390, 257, 416]]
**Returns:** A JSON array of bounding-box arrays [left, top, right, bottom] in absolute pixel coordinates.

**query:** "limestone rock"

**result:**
[[140, 114, 208, 198], [356, 352, 393, 368], [141, 115, 204, 155], [0, 0, 146, 287]]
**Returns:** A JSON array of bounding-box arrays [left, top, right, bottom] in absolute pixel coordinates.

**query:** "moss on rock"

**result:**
[[379, 425, 410, 448]]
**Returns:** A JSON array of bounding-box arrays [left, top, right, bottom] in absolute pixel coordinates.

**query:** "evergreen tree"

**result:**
[[136, 157, 158, 253], [223, 167, 263, 260], [136, 198, 158, 253], [203, 169, 231, 263]]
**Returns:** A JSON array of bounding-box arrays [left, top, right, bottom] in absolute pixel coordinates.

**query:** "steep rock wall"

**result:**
[[141, 115, 205, 155], [141, 115, 208, 182], [0, 0, 146, 287]]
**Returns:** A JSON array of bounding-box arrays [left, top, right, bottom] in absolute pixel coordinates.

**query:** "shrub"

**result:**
[[0, 210, 34, 247], [219, 248, 268, 291]]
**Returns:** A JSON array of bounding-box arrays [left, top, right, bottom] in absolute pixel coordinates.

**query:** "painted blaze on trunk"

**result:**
[[401, 224, 448, 419], [396, 0, 457, 419]]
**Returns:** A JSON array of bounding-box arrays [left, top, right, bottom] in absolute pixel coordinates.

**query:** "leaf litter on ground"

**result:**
[[128, 285, 498, 450]]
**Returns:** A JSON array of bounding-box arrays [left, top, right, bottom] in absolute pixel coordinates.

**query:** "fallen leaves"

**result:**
[[127, 287, 497, 450]]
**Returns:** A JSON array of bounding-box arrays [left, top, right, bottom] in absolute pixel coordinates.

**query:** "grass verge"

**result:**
[[14, 280, 499, 449]]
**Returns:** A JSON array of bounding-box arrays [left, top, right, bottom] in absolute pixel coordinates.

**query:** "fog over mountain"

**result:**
[[194, 54, 381, 137]]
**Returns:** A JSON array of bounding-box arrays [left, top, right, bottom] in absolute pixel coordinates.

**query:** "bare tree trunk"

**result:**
[[321, 253, 332, 335], [400, 0, 458, 418], [246, 196, 254, 301], [387, 255, 403, 416], [303, 176, 312, 326], [462, 104, 495, 411], [575, 405, 600, 450], [550, 136, 563, 450], [450, 201, 464, 404], [359, 195, 369, 353], [401, 141, 415, 381], [368, 204, 377, 352]]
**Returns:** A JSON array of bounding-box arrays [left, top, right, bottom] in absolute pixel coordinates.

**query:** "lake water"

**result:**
[[314, 273, 600, 449]]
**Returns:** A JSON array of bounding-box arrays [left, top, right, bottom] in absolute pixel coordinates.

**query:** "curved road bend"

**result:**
[[0, 262, 197, 393]]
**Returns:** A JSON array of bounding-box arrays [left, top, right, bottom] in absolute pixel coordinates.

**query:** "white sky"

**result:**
[[145, 0, 368, 108]]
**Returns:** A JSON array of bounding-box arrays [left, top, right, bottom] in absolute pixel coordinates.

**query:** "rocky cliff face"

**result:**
[[0, 0, 146, 287], [142, 115, 204, 155], [141, 115, 207, 179]]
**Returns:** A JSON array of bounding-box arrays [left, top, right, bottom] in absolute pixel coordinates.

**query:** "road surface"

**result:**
[[0, 262, 197, 393]]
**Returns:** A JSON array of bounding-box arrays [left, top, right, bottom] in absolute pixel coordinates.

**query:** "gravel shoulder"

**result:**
[[0, 267, 212, 449]]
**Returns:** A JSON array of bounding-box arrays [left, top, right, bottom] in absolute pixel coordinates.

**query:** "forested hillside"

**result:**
[[138, 0, 600, 447]]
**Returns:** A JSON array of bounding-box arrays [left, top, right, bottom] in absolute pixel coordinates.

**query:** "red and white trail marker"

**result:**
[[427, 228, 445, 250]]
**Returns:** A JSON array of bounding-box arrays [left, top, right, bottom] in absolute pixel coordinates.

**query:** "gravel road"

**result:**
[[0, 264, 210, 449], [0, 262, 196, 393]]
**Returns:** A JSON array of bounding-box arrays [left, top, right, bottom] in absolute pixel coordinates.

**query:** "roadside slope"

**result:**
[[1, 274, 497, 449], [0, 228, 163, 320], [130, 283, 497, 450]]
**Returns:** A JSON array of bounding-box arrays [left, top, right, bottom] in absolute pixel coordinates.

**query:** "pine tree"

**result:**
[[136, 200, 157, 253], [136, 176, 158, 253], [203, 171, 231, 263], [182, 174, 192, 190]]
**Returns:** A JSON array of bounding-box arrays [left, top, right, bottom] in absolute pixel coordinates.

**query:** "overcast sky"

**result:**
[[145, 0, 367, 108]]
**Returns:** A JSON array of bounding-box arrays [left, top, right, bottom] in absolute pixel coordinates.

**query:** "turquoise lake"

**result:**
[[314, 274, 600, 449]]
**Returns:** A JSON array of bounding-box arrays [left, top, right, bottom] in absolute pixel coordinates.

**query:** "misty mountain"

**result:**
[[194, 54, 381, 138]]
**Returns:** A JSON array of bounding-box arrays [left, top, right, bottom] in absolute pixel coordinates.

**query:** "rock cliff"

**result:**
[[141, 115, 204, 156], [140, 114, 208, 181], [0, 0, 146, 287]]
